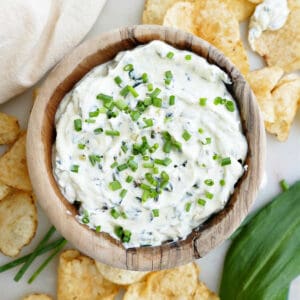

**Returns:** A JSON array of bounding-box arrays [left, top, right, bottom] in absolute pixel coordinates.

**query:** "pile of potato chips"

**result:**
[[143, 0, 300, 141], [0, 112, 37, 257], [23, 249, 219, 300]]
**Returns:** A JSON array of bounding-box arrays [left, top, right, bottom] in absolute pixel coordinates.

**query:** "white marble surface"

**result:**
[[0, 1, 299, 299]]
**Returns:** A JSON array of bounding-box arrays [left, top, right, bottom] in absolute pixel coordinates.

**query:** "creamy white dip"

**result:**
[[248, 0, 289, 50], [53, 41, 248, 248]]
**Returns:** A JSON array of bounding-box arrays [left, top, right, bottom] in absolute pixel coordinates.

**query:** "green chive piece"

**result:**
[[185, 202, 192, 212], [88, 155, 101, 166], [82, 215, 89, 224], [149, 88, 161, 99], [214, 97, 222, 105], [74, 119, 82, 131], [122, 229, 131, 242], [143, 118, 153, 128], [225, 100, 235, 112], [105, 130, 120, 136], [143, 156, 150, 161], [204, 179, 214, 186], [70, 165, 79, 173], [115, 99, 127, 110], [152, 97, 162, 108], [152, 209, 160, 217], [130, 110, 141, 121], [98, 107, 107, 114], [166, 51, 174, 59], [114, 76, 122, 85], [198, 128, 204, 134], [120, 85, 130, 97], [169, 95, 175, 106], [109, 180, 122, 191], [141, 73, 148, 83], [202, 137, 212, 145], [199, 98, 207, 106], [110, 161, 118, 168], [78, 144, 85, 149], [163, 141, 172, 153], [89, 109, 100, 118], [128, 159, 138, 172], [121, 142, 128, 153], [117, 163, 128, 172], [94, 127, 103, 134], [280, 179, 290, 192], [85, 119, 96, 123], [153, 167, 159, 174], [121, 212, 127, 219], [221, 157, 231, 166], [126, 175, 133, 183], [96, 93, 113, 102], [165, 70, 173, 79], [182, 130, 192, 141], [154, 157, 172, 166], [115, 226, 123, 238], [147, 83, 153, 91], [143, 162, 154, 168], [185, 54, 192, 60], [95, 226, 101, 232], [123, 64, 133, 71], [205, 191, 214, 199], [149, 143, 159, 153], [128, 85, 139, 98], [142, 190, 150, 203], [220, 179, 226, 186], [197, 199, 206, 206], [213, 153, 220, 160], [111, 208, 120, 219], [120, 189, 128, 199]]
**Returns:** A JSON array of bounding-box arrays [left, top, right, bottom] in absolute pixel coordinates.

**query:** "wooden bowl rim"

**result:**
[[27, 25, 266, 271]]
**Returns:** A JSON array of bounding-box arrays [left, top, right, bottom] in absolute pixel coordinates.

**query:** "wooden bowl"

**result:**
[[27, 25, 265, 271]]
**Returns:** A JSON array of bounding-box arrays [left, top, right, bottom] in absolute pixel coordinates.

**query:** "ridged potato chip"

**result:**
[[193, 282, 220, 300], [0, 132, 32, 191], [253, 3, 300, 72], [163, 2, 196, 34], [0, 191, 37, 257], [123, 281, 149, 300], [225, 0, 256, 21], [23, 294, 53, 300], [247, 66, 284, 122], [0, 112, 20, 145], [57, 250, 120, 300], [0, 181, 12, 201], [95, 261, 148, 285], [193, 0, 249, 75]]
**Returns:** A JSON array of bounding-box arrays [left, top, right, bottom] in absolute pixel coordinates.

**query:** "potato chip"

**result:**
[[0, 191, 37, 257], [95, 261, 148, 285], [23, 294, 53, 300], [193, 282, 220, 299], [193, 0, 249, 74], [247, 0, 263, 3], [0, 132, 32, 191], [123, 281, 149, 300], [142, 0, 184, 25], [265, 74, 300, 141], [0, 112, 20, 145], [225, 0, 256, 22], [0, 181, 12, 201], [246, 66, 284, 122], [253, 4, 300, 72], [57, 250, 120, 300], [163, 2, 196, 34]]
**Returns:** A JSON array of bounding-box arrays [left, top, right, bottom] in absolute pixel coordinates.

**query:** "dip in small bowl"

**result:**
[[27, 25, 265, 271]]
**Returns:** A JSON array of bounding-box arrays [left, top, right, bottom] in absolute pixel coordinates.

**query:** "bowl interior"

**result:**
[[27, 25, 265, 271]]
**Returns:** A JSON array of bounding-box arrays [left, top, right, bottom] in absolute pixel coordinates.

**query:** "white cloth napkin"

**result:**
[[0, 0, 106, 104]]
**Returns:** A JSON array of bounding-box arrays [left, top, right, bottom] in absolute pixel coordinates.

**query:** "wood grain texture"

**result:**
[[27, 25, 266, 271]]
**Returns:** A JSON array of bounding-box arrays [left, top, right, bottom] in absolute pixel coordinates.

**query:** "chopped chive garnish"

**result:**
[[202, 137, 212, 145], [199, 98, 207, 106], [111, 208, 120, 219], [213, 153, 220, 160], [115, 226, 123, 238], [128, 159, 138, 171], [110, 161, 118, 168], [182, 130, 191, 141], [94, 127, 103, 134], [121, 212, 127, 219], [140, 183, 152, 191], [105, 130, 120, 136], [114, 76, 122, 85], [154, 157, 172, 166], [149, 143, 159, 153], [98, 107, 107, 114], [95, 226, 101, 232], [120, 85, 130, 97], [214, 97, 222, 105], [120, 189, 128, 199], [128, 85, 139, 98], [122, 229, 131, 242], [152, 97, 162, 107], [185, 54, 192, 60], [109, 181, 122, 191], [106, 110, 118, 119], [197, 199, 206, 206], [280, 179, 289, 192], [85, 119, 96, 123], [165, 70, 173, 79], [96, 93, 113, 102], [185, 202, 192, 212], [166, 51, 174, 59], [221, 157, 231, 166], [117, 163, 128, 172], [88, 155, 101, 166], [225, 100, 235, 112], [152, 209, 160, 217], [78, 144, 85, 149], [204, 179, 214, 186], [198, 128, 204, 134], [153, 167, 159, 174], [143, 162, 154, 168], [163, 141, 172, 153], [143, 118, 153, 128], [169, 95, 175, 105], [149, 88, 161, 99], [74, 119, 82, 131], [141, 73, 148, 83], [89, 109, 99, 118], [126, 175, 133, 183], [70, 165, 79, 173], [220, 179, 226, 186], [147, 83, 153, 91], [121, 142, 128, 153], [142, 190, 150, 203], [115, 99, 127, 110], [123, 64, 133, 71], [130, 110, 141, 121], [143, 156, 150, 161], [205, 191, 214, 199], [82, 216, 89, 224]]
